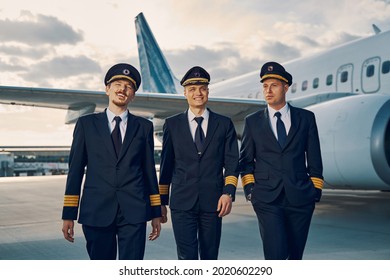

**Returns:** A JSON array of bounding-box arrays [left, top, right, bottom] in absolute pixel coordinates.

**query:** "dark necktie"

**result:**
[[112, 116, 122, 157], [194, 116, 205, 154], [274, 112, 287, 148]]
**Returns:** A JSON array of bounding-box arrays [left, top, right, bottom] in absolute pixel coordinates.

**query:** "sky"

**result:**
[[1, 0, 390, 146]]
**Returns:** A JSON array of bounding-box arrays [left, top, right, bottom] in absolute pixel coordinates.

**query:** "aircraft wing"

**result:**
[[0, 85, 264, 123], [132, 92, 265, 121], [0, 85, 105, 110]]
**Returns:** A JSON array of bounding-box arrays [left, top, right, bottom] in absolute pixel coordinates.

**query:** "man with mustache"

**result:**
[[61, 63, 162, 260]]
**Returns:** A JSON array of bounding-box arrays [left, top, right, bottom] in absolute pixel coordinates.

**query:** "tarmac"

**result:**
[[0, 175, 390, 260]]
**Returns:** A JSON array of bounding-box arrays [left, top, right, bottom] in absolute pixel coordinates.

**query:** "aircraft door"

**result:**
[[361, 57, 380, 94], [336, 64, 353, 92]]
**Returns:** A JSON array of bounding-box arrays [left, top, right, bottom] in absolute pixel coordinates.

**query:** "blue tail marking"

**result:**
[[135, 13, 180, 93]]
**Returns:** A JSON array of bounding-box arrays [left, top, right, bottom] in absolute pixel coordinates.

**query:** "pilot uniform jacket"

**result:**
[[240, 105, 323, 206], [159, 109, 239, 211], [62, 111, 161, 227]]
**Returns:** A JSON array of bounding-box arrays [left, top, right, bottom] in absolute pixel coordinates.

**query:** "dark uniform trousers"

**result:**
[[82, 207, 146, 260], [252, 189, 315, 260], [171, 200, 222, 260]]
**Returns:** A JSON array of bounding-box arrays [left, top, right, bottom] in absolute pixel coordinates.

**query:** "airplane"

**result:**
[[0, 13, 389, 191]]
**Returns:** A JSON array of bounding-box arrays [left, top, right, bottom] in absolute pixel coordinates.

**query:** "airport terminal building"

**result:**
[[0, 147, 69, 177], [0, 146, 162, 177]]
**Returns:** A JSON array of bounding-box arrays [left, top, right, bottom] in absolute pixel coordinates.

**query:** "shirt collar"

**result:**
[[268, 103, 289, 118], [188, 108, 209, 122], [106, 108, 128, 123]]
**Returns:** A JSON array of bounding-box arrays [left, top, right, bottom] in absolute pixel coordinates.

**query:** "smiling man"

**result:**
[[158, 66, 239, 260], [61, 63, 162, 260]]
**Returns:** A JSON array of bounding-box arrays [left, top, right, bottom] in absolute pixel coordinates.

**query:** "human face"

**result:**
[[262, 78, 289, 110], [106, 79, 135, 109], [184, 84, 209, 112]]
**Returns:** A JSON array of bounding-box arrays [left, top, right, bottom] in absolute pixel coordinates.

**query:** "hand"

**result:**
[[217, 194, 232, 217], [161, 205, 168, 223], [315, 188, 322, 202], [148, 217, 161, 241], [62, 220, 75, 243]]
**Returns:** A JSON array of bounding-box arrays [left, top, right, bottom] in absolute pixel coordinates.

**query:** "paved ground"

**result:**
[[0, 175, 389, 260]]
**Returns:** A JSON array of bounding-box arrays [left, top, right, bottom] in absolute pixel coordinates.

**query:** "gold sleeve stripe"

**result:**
[[225, 176, 238, 187], [63, 195, 79, 207], [159, 184, 169, 195], [242, 174, 255, 186], [311, 177, 324, 189], [150, 194, 161, 206]]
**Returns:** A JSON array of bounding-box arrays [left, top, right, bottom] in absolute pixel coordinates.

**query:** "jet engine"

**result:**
[[308, 94, 390, 190]]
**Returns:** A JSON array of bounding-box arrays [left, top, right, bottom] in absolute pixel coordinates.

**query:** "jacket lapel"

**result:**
[[284, 105, 300, 149], [180, 111, 199, 154], [261, 108, 281, 149], [94, 111, 118, 162], [201, 109, 219, 156], [118, 112, 140, 162]]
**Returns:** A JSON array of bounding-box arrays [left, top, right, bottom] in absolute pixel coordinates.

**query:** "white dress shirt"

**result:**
[[267, 104, 291, 141], [106, 108, 128, 143], [187, 108, 209, 141]]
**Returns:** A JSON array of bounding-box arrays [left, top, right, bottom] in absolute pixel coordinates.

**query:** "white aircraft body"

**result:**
[[0, 13, 389, 191]]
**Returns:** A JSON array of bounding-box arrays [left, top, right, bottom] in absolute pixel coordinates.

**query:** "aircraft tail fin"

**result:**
[[372, 24, 381, 35], [135, 13, 180, 93]]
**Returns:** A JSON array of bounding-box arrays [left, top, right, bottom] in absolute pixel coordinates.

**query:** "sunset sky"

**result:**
[[1, 0, 390, 145]]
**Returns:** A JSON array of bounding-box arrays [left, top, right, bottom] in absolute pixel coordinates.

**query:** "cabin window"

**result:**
[[313, 78, 319, 89], [366, 65, 375, 77], [382, 61, 390, 74], [302, 80, 308, 91], [341, 71, 348, 83], [291, 83, 297, 93], [326, 74, 333, 86]]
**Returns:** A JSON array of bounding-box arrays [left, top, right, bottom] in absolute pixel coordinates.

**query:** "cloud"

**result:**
[[0, 11, 90, 87], [260, 41, 301, 62], [0, 106, 74, 146], [0, 44, 52, 59], [2, 0, 390, 90], [0, 11, 83, 45], [0, 59, 26, 72], [163, 40, 299, 83], [21, 55, 101, 83], [321, 32, 361, 47], [164, 44, 263, 82], [296, 36, 320, 48]]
